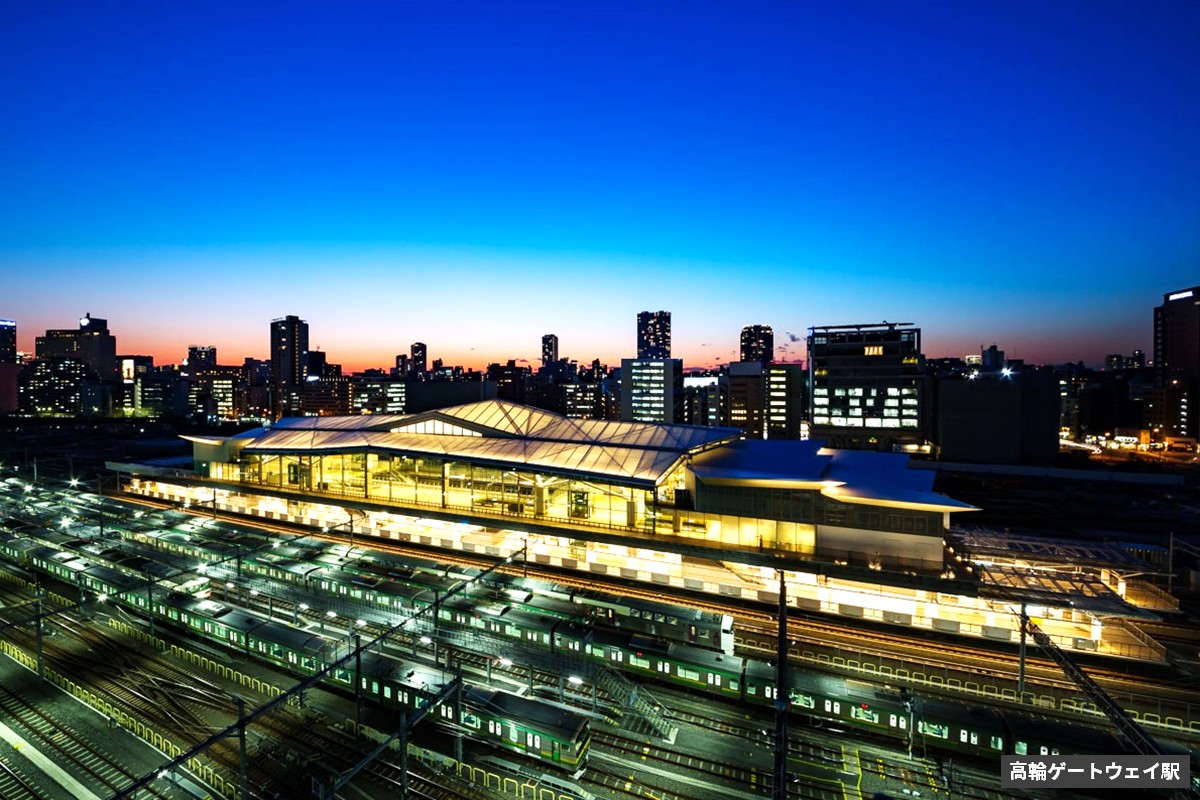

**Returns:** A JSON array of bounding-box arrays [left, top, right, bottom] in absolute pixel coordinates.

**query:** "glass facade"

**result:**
[[207, 448, 821, 554]]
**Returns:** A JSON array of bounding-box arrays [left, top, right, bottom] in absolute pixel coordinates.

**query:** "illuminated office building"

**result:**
[[621, 358, 681, 423], [637, 311, 671, 359], [739, 325, 774, 366], [187, 346, 218, 371], [0, 319, 15, 364], [807, 322, 927, 452], [35, 313, 118, 382], [765, 363, 805, 439], [270, 315, 308, 417], [19, 358, 103, 416], [725, 362, 765, 437], [542, 334, 559, 366], [411, 342, 428, 377], [1154, 287, 1200, 439]]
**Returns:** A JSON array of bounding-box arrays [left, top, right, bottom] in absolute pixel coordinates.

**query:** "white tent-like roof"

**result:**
[[236, 400, 743, 487]]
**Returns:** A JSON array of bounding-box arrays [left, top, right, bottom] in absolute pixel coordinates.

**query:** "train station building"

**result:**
[[114, 399, 1165, 660]]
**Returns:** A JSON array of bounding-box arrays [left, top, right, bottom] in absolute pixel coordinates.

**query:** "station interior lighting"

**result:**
[[326, 610, 337, 619], [97, 593, 108, 603], [355, 619, 367, 627], [568, 676, 583, 685], [420, 636, 433, 645], [499, 657, 512, 667]]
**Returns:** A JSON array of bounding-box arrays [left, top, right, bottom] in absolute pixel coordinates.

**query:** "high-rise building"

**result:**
[[541, 334, 559, 366], [765, 363, 806, 439], [637, 311, 671, 359], [187, 345, 217, 371], [411, 342, 428, 377], [739, 325, 774, 366], [35, 313, 118, 382], [270, 315, 308, 386], [807, 322, 927, 451], [620, 358, 682, 423], [1154, 287, 1200, 438], [725, 362, 766, 437], [0, 319, 15, 364], [19, 358, 106, 416], [270, 315, 309, 417]]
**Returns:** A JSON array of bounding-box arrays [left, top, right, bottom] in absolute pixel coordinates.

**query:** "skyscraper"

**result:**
[[270, 315, 309, 416], [411, 342, 428, 376], [620, 358, 682, 423], [807, 322, 927, 451], [637, 311, 671, 359], [35, 313, 118, 381], [740, 325, 774, 366], [187, 345, 217, 372], [542, 334, 559, 366], [0, 319, 15, 364], [1154, 287, 1200, 438]]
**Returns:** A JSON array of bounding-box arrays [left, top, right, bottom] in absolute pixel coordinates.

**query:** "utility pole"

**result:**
[[236, 697, 248, 800], [1018, 602, 1027, 697], [773, 570, 790, 800]]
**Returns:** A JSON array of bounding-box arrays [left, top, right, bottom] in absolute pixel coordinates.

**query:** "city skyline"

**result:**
[[0, 295, 1175, 374], [3, 2, 1198, 371]]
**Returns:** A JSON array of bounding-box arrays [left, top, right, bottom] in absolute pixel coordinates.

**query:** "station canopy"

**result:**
[[233, 400, 744, 487]]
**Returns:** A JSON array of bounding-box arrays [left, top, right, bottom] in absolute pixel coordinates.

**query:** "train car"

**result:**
[[148, 590, 590, 775], [461, 687, 589, 775], [8, 529, 1182, 773], [581, 627, 745, 700], [573, 589, 734, 654], [1002, 713, 1122, 758]]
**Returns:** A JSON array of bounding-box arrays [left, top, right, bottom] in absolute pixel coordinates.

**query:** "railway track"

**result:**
[[0, 676, 175, 800]]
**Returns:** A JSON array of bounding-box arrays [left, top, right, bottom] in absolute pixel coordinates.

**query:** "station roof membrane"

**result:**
[[235, 400, 743, 487]]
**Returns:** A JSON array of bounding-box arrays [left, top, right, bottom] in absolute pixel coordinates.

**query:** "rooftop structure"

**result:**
[[180, 399, 973, 573]]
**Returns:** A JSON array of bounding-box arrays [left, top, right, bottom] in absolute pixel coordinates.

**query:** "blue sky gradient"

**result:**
[[2, 2, 1197, 371]]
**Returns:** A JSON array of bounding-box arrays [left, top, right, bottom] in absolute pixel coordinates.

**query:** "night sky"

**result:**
[[2, 2, 1197, 372]]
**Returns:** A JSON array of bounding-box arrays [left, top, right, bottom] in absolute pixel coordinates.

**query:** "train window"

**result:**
[[851, 707, 879, 724], [792, 693, 814, 710], [898, 716, 906, 730], [729, 679, 738, 691], [371, 680, 379, 694], [960, 730, 968, 743], [383, 686, 392, 699], [823, 700, 841, 715], [679, 667, 701, 682], [919, 722, 948, 739], [630, 655, 650, 669], [990, 736, 1003, 750], [889, 714, 897, 727], [1015, 741, 1027, 755], [534, 735, 542, 749], [970, 733, 978, 745]]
